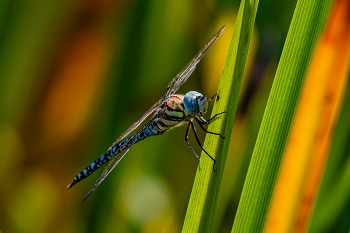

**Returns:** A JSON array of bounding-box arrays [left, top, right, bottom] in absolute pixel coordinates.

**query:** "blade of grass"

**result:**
[[182, 0, 259, 232], [264, 0, 349, 231], [231, 0, 334, 232]]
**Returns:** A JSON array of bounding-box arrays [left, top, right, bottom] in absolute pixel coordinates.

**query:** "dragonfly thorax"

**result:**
[[183, 91, 208, 116]]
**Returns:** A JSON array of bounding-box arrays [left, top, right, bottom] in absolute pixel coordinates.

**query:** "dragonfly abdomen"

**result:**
[[68, 96, 190, 188], [68, 137, 136, 188]]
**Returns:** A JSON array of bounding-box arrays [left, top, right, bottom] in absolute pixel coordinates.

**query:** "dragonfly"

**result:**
[[68, 26, 226, 202]]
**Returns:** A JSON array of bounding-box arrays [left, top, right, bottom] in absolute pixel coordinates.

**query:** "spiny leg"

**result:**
[[189, 121, 217, 171], [198, 112, 226, 125], [194, 116, 225, 139], [185, 122, 200, 160]]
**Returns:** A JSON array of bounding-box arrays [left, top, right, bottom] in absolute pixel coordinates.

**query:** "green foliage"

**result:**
[[182, 0, 259, 232], [232, 0, 335, 232]]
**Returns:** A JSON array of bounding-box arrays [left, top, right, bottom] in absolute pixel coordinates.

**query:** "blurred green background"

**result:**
[[0, 0, 298, 232]]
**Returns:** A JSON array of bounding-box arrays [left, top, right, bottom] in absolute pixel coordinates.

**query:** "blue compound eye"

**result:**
[[184, 91, 208, 116]]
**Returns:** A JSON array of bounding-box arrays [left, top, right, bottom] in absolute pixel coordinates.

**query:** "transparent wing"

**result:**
[[108, 26, 225, 148], [83, 117, 156, 201], [163, 26, 225, 100], [82, 148, 131, 202], [109, 99, 162, 148]]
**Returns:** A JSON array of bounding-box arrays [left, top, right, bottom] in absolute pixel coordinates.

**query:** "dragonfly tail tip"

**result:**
[[67, 181, 76, 189]]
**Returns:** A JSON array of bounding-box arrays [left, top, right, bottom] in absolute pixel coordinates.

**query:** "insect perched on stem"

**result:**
[[68, 26, 226, 202]]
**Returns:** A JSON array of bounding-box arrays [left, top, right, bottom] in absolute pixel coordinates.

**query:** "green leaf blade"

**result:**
[[231, 0, 334, 232], [182, 0, 259, 232]]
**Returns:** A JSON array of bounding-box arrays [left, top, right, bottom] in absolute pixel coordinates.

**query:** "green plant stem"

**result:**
[[182, 0, 259, 232]]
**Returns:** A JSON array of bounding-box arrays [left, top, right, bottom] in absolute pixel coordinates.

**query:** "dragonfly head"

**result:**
[[183, 91, 208, 116]]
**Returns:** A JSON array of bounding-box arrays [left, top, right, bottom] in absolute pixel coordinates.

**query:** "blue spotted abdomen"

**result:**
[[68, 137, 134, 188], [68, 95, 187, 188]]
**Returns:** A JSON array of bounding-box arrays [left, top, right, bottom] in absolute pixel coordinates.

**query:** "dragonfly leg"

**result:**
[[208, 93, 217, 101], [189, 121, 217, 171], [194, 116, 225, 139], [198, 112, 226, 124], [185, 122, 200, 160]]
